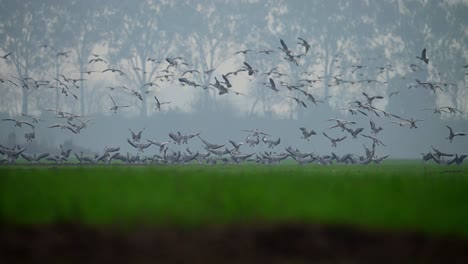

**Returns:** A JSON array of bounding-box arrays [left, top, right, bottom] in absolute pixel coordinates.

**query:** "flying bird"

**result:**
[[89, 58, 107, 64], [266, 78, 279, 92], [102, 68, 125, 76], [129, 128, 145, 142], [297, 37, 310, 54], [299, 127, 316, 141], [154, 96, 171, 111], [446, 125, 466, 143], [323, 132, 347, 148], [1, 52, 12, 59], [278, 39, 291, 55], [416, 48, 429, 64], [2, 118, 35, 129], [287, 96, 307, 108], [257, 50, 275, 55], [234, 49, 251, 55], [242, 62, 255, 75], [109, 94, 131, 113]]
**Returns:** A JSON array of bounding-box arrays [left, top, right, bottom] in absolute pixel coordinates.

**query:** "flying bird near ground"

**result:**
[[323, 132, 347, 148], [299, 127, 316, 140], [154, 96, 171, 111], [109, 94, 131, 113], [446, 125, 466, 142]]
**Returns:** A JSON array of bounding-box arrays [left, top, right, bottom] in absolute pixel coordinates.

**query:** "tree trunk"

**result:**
[[79, 64, 85, 116], [21, 87, 29, 115]]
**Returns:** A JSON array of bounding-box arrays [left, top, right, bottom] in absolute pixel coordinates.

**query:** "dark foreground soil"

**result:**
[[1, 222, 468, 264]]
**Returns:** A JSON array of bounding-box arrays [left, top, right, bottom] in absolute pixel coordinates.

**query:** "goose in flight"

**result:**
[[88, 58, 107, 64], [2, 118, 35, 129], [1, 52, 12, 59], [297, 37, 310, 54], [147, 57, 160, 63], [431, 146, 454, 159], [165, 57, 183, 68], [261, 67, 280, 76], [197, 135, 224, 150], [339, 107, 368, 116], [242, 62, 255, 76], [361, 134, 386, 146], [416, 48, 429, 64], [263, 137, 280, 149], [81, 70, 100, 75], [299, 127, 316, 140], [265, 78, 279, 92], [212, 77, 229, 95], [56, 51, 70, 58], [448, 154, 467, 165], [221, 74, 232, 88], [391, 115, 423, 129], [20, 113, 42, 124], [372, 155, 390, 164], [147, 140, 171, 153], [181, 69, 200, 77], [21, 152, 49, 163], [102, 68, 125, 76], [278, 39, 291, 55], [234, 49, 251, 55], [48, 123, 77, 133], [109, 94, 131, 113], [181, 132, 200, 144], [66, 118, 93, 134], [298, 89, 321, 105], [369, 120, 383, 135], [103, 146, 120, 155], [345, 127, 364, 139], [204, 68, 216, 75], [322, 132, 347, 148], [446, 125, 466, 142], [154, 96, 171, 111], [257, 50, 275, 55], [129, 128, 145, 142], [439, 106, 464, 114], [246, 135, 260, 147], [284, 53, 299, 66], [328, 118, 356, 131], [59, 144, 72, 159], [287, 96, 307, 108], [141, 82, 161, 89], [122, 86, 143, 101], [169, 131, 183, 145], [24, 131, 35, 142], [421, 152, 434, 163], [362, 92, 384, 105], [178, 77, 200, 88], [127, 138, 152, 152], [197, 135, 225, 149], [242, 128, 269, 137], [229, 140, 244, 152]]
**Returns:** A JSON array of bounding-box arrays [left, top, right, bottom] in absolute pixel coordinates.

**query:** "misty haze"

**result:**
[[1, 1, 468, 263], [0, 0, 466, 162]]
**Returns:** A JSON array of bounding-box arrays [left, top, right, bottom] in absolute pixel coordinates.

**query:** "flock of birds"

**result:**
[[0, 39, 467, 166]]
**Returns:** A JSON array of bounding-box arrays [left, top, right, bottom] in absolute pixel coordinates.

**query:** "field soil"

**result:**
[[1, 222, 467, 264]]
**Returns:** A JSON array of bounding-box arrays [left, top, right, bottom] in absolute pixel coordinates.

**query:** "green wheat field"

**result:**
[[1, 161, 468, 237]]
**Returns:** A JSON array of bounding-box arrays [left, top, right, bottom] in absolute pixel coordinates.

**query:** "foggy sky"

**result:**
[[0, 0, 467, 159]]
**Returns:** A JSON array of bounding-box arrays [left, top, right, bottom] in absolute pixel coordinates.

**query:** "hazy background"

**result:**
[[0, 0, 467, 159]]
